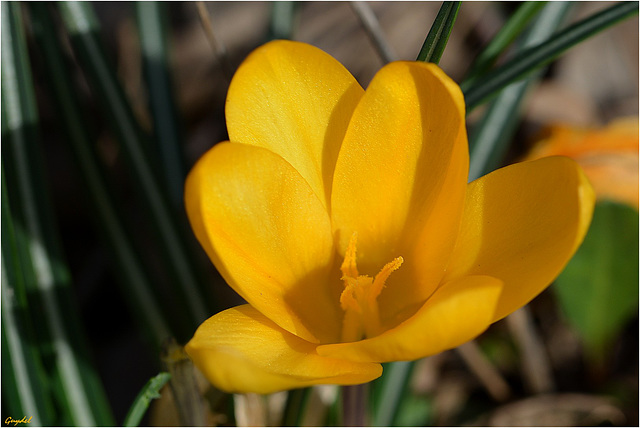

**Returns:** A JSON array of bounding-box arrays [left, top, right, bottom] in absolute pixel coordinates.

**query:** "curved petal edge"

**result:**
[[317, 275, 503, 363], [226, 39, 365, 208], [444, 156, 596, 322], [184, 142, 341, 343], [185, 305, 383, 394]]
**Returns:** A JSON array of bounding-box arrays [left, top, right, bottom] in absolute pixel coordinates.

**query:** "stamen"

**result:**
[[340, 278, 361, 313], [370, 257, 404, 298], [338, 232, 403, 342], [340, 232, 359, 279]]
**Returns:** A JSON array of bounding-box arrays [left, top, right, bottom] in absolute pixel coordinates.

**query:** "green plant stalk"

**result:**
[[351, 1, 397, 64], [464, 2, 547, 83], [468, 1, 571, 181], [371, 361, 413, 427], [162, 340, 207, 426], [417, 1, 461, 64], [281, 388, 312, 426], [269, 1, 298, 40], [1, 3, 114, 425], [57, 1, 211, 331], [463, 1, 638, 110], [136, 2, 186, 209], [123, 372, 172, 427], [28, 3, 173, 347], [1, 170, 56, 425]]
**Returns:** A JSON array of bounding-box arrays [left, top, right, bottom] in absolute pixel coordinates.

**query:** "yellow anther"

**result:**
[[338, 232, 403, 342], [340, 232, 359, 279], [370, 257, 404, 298], [340, 278, 362, 313]]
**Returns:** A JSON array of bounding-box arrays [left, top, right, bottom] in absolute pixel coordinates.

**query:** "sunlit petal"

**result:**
[[317, 276, 502, 362], [226, 40, 364, 208], [331, 61, 468, 327], [186, 305, 382, 394], [444, 156, 595, 322], [185, 142, 341, 343]]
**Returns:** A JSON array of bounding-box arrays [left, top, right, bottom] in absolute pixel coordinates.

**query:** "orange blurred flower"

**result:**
[[525, 118, 639, 210]]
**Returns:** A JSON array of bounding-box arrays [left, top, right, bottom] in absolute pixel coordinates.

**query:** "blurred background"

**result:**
[[2, 2, 638, 426]]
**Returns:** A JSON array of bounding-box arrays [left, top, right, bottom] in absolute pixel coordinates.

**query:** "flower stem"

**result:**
[[342, 384, 368, 426]]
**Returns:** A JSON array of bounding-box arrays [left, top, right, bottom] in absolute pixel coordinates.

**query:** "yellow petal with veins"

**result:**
[[331, 61, 468, 328], [226, 40, 365, 208], [444, 156, 595, 322], [186, 305, 382, 394], [317, 276, 503, 362], [185, 142, 341, 343]]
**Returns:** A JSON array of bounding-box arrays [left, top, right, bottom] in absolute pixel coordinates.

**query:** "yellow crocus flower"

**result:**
[[184, 40, 595, 394]]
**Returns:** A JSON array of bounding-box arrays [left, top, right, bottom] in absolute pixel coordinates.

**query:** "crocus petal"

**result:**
[[226, 40, 364, 208], [331, 62, 468, 327], [185, 142, 342, 343], [443, 156, 596, 322], [186, 305, 382, 394], [317, 276, 503, 363]]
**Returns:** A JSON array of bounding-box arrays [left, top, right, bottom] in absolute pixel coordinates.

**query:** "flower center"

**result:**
[[339, 232, 403, 342]]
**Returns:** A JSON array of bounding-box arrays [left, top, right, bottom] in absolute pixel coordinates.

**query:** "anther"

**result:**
[[338, 232, 403, 342]]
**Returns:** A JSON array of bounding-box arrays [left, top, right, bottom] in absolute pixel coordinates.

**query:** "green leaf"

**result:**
[[351, 1, 397, 64], [136, 2, 186, 209], [393, 393, 432, 427], [27, 2, 174, 347], [1, 3, 114, 425], [463, 1, 639, 111], [554, 202, 639, 364], [123, 372, 172, 427], [467, 1, 571, 181], [464, 2, 547, 84], [57, 1, 212, 334], [281, 388, 311, 426], [416, 1, 461, 64], [1, 169, 57, 425], [269, 1, 298, 40], [371, 361, 414, 426]]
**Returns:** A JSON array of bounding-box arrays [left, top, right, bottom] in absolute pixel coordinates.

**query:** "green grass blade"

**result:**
[[136, 2, 186, 209], [416, 1, 461, 64], [371, 361, 413, 427], [269, 1, 298, 40], [463, 1, 639, 111], [123, 372, 171, 427], [281, 388, 312, 426], [1, 3, 114, 424], [464, 2, 547, 82], [351, 1, 397, 64], [1, 170, 56, 425], [28, 3, 173, 347], [468, 2, 572, 181], [57, 1, 211, 330]]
